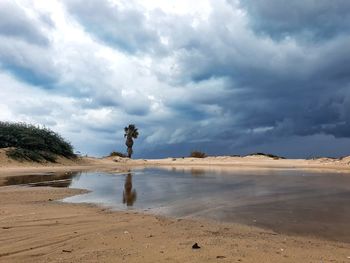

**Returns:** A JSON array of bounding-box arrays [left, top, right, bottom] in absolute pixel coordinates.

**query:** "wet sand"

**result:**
[[1, 186, 350, 263]]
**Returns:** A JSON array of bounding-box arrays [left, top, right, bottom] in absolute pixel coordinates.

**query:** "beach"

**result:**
[[1, 151, 350, 178], [1, 155, 350, 262], [2, 0, 350, 261]]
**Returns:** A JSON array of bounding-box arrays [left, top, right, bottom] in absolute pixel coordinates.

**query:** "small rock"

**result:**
[[124, 231, 129, 234], [216, 255, 226, 259], [192, 243, 201, 249], [62, 249, 72, 253], [48, 199, 53, 201]]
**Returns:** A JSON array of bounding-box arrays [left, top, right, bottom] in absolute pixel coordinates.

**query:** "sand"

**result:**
[[1, 152, 350, 262], [1, 152, 350, 179], [1, 186, 349, 263]]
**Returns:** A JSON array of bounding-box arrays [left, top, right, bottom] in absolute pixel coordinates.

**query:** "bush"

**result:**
[[7, 148, 42, 162], [0, 121, 76, 162], [248, 152, 285, 160], [190, 151, 207, 158], [109, 151, 127, 158]]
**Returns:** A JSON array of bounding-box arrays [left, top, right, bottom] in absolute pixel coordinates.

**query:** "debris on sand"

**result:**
[[192, 243, 201, 249]]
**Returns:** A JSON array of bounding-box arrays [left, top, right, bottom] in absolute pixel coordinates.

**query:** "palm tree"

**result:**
[[124, 124, 139, 158]]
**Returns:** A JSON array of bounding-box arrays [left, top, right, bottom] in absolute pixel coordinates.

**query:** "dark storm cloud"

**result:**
[[240, 0, 350, 40], [0, 1, 51, 46], [159, 2, 350, 151], [64, 0, 161, 53], [60, 0, 350, 155]]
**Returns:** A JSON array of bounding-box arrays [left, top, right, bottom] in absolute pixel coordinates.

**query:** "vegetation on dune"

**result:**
[[124, 124, 139, 158], [247, 152, 285, 160], [188, 152, 285, 159], [0, 121, 76, 162], [109, 151, 127, 158], [190, 151, 207, 158]]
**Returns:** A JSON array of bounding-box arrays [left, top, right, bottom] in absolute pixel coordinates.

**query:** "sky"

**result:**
[[1, 0, 350, 158]]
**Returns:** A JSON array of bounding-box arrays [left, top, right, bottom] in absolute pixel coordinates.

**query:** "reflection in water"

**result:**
[[123, 173, 137, 206], [190, 168, 206, 176], [2, 171, 80, 187]]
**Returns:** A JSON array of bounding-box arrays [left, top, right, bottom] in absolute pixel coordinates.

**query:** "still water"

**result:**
[[3, 167, 350, 242]]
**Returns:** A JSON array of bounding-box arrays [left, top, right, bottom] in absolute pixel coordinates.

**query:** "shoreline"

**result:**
[[1, 155, 350, 179], [1, 185, 349, 262], [1, 156, 350, 261]]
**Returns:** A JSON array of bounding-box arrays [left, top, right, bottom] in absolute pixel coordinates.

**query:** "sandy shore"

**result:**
[[1, 186, 349, 263], [1, 153, 350, 179], [135, 155, 350, 172], [1, 154, 350, 262]]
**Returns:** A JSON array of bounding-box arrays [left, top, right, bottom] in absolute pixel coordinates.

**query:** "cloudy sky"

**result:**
[[1, 0, 350, 158]]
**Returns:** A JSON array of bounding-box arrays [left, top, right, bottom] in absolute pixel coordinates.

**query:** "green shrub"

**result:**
[[109, 151, 127, 158], [190, 151, 207, 158], [248, 152, 285, 160], [0, 121, 76, 162], [7, 148, 42, 162]]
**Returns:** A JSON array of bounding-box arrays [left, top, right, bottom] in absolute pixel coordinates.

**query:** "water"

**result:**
[[3, 167, 350, 242], [0, 172, 78, 187]]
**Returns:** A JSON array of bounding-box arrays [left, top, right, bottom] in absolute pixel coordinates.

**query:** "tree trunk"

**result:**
[[127, 147, 133, 158], [126, 138, 133, 158]]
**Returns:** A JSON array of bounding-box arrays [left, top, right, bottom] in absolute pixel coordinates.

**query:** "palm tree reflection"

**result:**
[[123, 173, 137, 206]]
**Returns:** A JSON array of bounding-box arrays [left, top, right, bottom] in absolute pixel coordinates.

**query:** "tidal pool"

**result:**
[[4, 167, 350, 242]]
